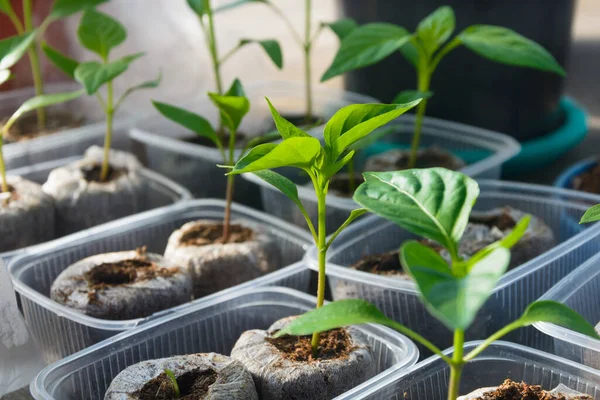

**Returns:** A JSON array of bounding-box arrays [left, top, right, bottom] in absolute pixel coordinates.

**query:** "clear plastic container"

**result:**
[[304, 180, 600, 353], [245, 114, 521, 231], [130, 80, 378, 207], [1, 83, 135, 169], [9, 199, 313, 363], [338, 341, 600, 399], [0, 156, 191, 263], [534, 252, 600, 368], [31, 287, 419, 400]]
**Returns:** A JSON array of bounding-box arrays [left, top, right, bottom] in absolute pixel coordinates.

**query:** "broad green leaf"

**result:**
[[0, 69, 12, 86], [400, 41, 419, 68], [266, 97, 310, 139], [401, 240, 510, 330], [42, 43, 79, 78], [354, 168, 479, 256], [321, 23, 412, 82], [324, 101, 421, 160], [392, 90, 433, 104], [229, 137, 322, 174], [152, 101, 219, 147], [239, 39, 283, 69], [187, 0, 209, 16], [214, 0, 267, 13], [458, 25, 565, 76], [252, 170, 307, 215], [417, 6, 455, 56], [50, 0, 108, 19], [0, 32, 36, 70], [208, 93, 250, 133], [225, 78, 245, 97], [581, 204, 600, 224], [75, 60, 128, 94], [516, 300, 600, 339], [77, 9, 126, 59], [322, 18, 358, 41]]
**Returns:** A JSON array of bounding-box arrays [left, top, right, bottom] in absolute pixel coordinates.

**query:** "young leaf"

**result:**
[[392, 90, 433, 104], [208, 93, 250, 133], [251, 170, 311, 220], [239, 39, 283, 69], [516, 300, 600, 339], [401, 240, 510, 330], [400, 41, 419, 68], [50, 0, 108, 19], [225, 78, 245, 97], [75, 60, 129, 95], [77, 9, 126, 59], [0, 69, 11, 86], [321, 23, 412, 82], [458, 25, 566, 76], [347, 126, 396, 152], [0, 32, 36, 70], [322, 18, 358, 41], [354, 169, 479, 256], [164, 369, 180, 398], [42, 43, 79, 79], [416, 6, 455, 56], [581, 204, 600, 224], [186, 0, 209, 17], [324, 101, 421, 160], [152, 101, 219, 147], [326, 208, 369, 249], [266, 98, 310, 139]]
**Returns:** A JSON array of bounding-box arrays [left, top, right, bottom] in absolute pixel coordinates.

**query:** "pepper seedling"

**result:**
[[275, 168, 599, 400], [0, 0, 107, 130], [581, 204, 600, 224], [227, 97, 421, 354], [44, 8, 161, 182], [321, 6, 565, 168], [164, 369, 180, 398]]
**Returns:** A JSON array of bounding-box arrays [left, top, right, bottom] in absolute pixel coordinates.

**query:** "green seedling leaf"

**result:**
[[0, 32, 36, 70], [347, 126, 396, 152], [229, 137, 322, 174], [416, 6, 455, 56], [115, 71, 162, 110], [42, 43, 79, 79], [322, 18, 358, 41], [516, 300, 600, 339], [324, 101, 421, 160], [164, 369, 180, 398], [321, 23, 412, 81], [78, 9, 126, 59], [0, 70, 11, 86], [581, 204, 600, 224], [75, 60, 128, 95], [401, 240, 510, 330], [187, 0, 209, 16], [252, 169, 309, 215], [241, 130, 280, 155], [327, 208, 369, 249], [50, 0, 108, 19], [266, 98, 310, 139], [400, 41, 419, 68], [225, 78, 245, 97], [392, 90, 433, 104], [214, 0, 268, 13], [354, 168, 479, 257], [208, 92, 250, 133], [152, 101, 219, 147], [458, 25, 565, 76], [239, 39, 283, 69]]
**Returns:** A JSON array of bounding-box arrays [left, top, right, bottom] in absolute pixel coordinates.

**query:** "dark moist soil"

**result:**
[[81, 163, 125, 183], [182, 132, 246, 149], [179, 223, 254, 246], [475, 379, 591, 400], [572, 164, 600, 194], [470, 209, 517, 231], [84, 256, 177, 291], [329, 174, 365, 198], [2, 111, 83, 143], [137, 368, 218, 400], [267, 328, 354, 363], [395, 149, 461, 170]]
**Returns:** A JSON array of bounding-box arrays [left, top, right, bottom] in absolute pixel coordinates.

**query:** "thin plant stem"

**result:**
[[304, 0, 312, 123], [100, 80, 114, 182], [23, 0, 46, 130], [221, 129, 237, 241], [311, 184, 327, 355], [447, 329, 465, 400], [463, 321, 521, 362], [0, 134, 8, 193], [205, 1, 223, 95], [347, 158, 356, 194], [407, 57, 431, 168]]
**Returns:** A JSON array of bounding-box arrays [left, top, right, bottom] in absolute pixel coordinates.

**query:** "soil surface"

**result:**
[[137, 368, 218, 399], [351, 250, 405, 276], [471, 211, 517, 230], [81, 163, 125, 183], [267, 328, 354, 362], [475, 379, 591, 399], [572, 163, 600, 194], [329, 174, 365, 198], [182, 132, 246, 149], [179, 223, 254, 246], [2, 111, 83, 143], [396, 148, 462, 170]]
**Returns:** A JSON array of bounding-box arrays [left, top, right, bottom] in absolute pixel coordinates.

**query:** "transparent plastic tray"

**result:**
[[339, 341, 600, 399], [31, 287, 419, 400], [130, 80, 378, 207], [534, 252, 600, 368], [9, 200, 313, 363], [1, 83, 135, 169], [304, 180, 600, 352], [0, 156, 191, 263], [245, 114, 521, 231]]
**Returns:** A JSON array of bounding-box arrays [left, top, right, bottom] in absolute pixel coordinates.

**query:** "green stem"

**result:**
[[463, 321, 521, 362], [23, 0, 46, 130], [407, 60, 430, 169], [222, 129, 236, 241], [347, 158, 356, 194], [0, 134, 8, 193], [100, 80, 114, 182], [447, 330, 465, 400], [205, 1, 223, 95], [304, 0, 312, 123], [310, 184, 327, 355]]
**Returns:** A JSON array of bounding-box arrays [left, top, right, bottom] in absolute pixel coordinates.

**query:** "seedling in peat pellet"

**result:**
[[44, 8, 161, 182], [227, 97, 421, 354], [164, 369, 180, 398], [322, 6, 565, 168], [276, 168, 599, 400]]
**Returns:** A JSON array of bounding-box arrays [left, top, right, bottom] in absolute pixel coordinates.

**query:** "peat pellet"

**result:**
[[164, 219, 281, 298], [0, 176, 54, 252], [231, 316, 376, 400], [50, 249, 191, 320], [104, 353, 258, 400], [42, 146, 147, 236], [364, 146, 465, 172]]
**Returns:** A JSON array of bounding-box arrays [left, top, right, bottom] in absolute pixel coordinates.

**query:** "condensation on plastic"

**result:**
[[1, 83, 135, 170], [31, 287, 419, 400], [9, 200, 313, 363], [534, 252, 600, 368], [0, 156, 191, 263], [129, 81, 378, 207], [245, 114, 521, 231], [304, 180, 600, 353], [337, 341, 600, 400]]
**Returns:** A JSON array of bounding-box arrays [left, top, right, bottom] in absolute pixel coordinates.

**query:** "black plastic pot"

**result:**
[[339, 0, 575, 142]]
